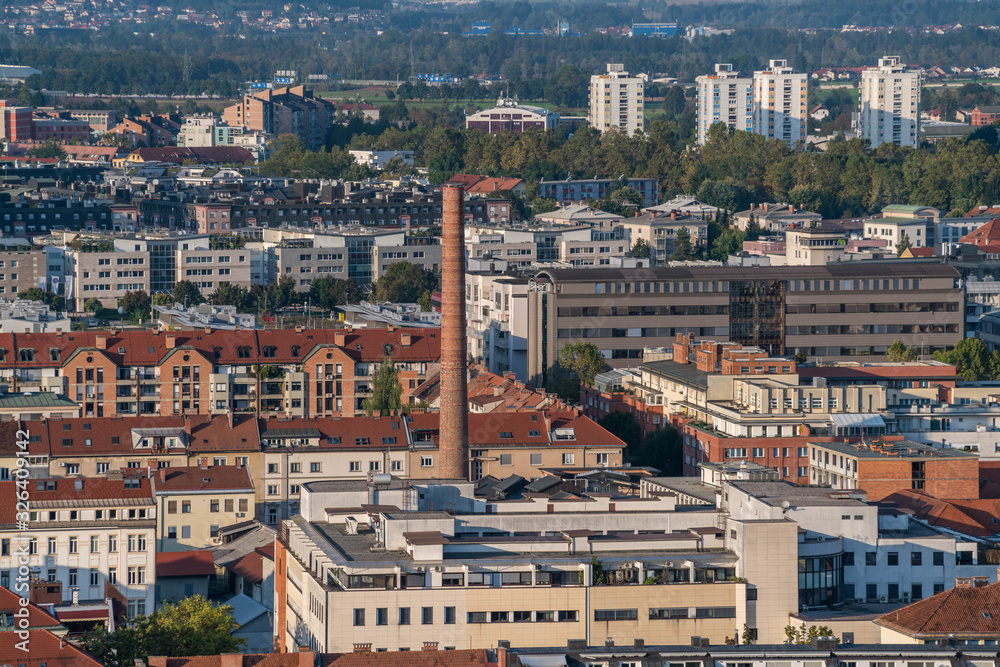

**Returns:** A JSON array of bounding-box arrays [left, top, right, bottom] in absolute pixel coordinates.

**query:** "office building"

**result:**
[[696, 64, 752, 145], [526, 263, 963, 384], [752, 59, 808, 147], [589, 64, 644, 135], [858, 56, 921, 148], [465, 96, 560, 134]]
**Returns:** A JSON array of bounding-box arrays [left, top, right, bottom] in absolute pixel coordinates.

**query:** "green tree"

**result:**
[[81, 595, 244, 667], [710, 227, 747, 261], [27, 141, 67, 159], [119, 290, 151, 322], [896, 232, 913, 255], [417, 289, 433, 312], [663, 85, 687, 117], [363, 357, 403, 416], [631, 238, 652, 258], [597, 411, 641, 457], [530, 198, 559, 217], [557, 342, 607, 387], [309, 276, 364, 311], [886, 339, 918, 362], [933, 337, 1000, 381], [745, 214, 762, 242], [208, 282, 251, 311], [670, 226, 694, 261], [633, 425, 682, 475], [84, 297, 102, 313], [19, 287, 64, 311], [372, 262, 437, 304], [172, 280, 204, 307], [152, 293, 174, 307], [784, 623, 837, 644]]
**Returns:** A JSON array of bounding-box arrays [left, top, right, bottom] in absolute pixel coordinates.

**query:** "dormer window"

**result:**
[[0, 348, 7, 362], [19, 349, 34, 362], [237, 346, 251, 359], [262, 346, 277, 358], [212, 346, 222, 359], [291, 345, 300, 357]]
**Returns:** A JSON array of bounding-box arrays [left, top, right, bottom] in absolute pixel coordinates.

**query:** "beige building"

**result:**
[[858, 56, 921, 148], [784, 226, 849, 265], [752, 59, 808, 147], [589, 64, 644, 135], [0, 247, 49, 298], [276, 478, 798, 653], [65, 246, 149, 311], [697, 64, 752, 145], [155, 465, 255, 552]]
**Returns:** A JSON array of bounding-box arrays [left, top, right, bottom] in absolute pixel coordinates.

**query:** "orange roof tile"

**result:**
[[155, 465, 254, 493], [960, 218, 1000, 246], [0, 585, 62, 629], [0, 629, 103, 666], [875, 580, 1000, 637]]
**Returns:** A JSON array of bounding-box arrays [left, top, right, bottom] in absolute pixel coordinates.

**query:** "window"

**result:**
[[90, 536, 99, 553], [267, 463, 278, 473], [353, 608, 365, 626], [468, 611, 487, 623], [562, 453, 575, 465], [557, 610, 578, 622], [182, 501, 191, 513], [933, 551, 944, 566], [376, 608, 387, 625], [108, 535, 117, 552], [210, 500, 220, 513], [491, 611, 509, 623], [422, 607, 433, 625], [594, 609, 638, 621], [535, 611, 554, 622], [887, 552, 899, 566], [911, 551, 922, 566], [108, 567, 117, 585], [444, 607, 456, 624], [90, 570, 100, 586], [866, 552, 877, 566], [513, 611, 531, 622], [421, 456, 433, 467], [695, 607, 736, 618], [310, 462, 321, 473], [530, 453, 542, 466], [349, 460, 361, 472], [69, 568, 78, 586], [69, 536, 78, 554], [500, 454, 512, 466], [399, 607, 410, 625]]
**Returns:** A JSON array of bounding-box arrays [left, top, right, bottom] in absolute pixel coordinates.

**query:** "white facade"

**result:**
[[0, 476, 156, 618], [858, 56, 921, 148], [753, 59, 808, 147], [589, 64, 645, 135], [696, 64, 753, 145], [465, 272, 530, 380]]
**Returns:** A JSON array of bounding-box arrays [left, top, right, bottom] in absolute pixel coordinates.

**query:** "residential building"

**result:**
[[348, 150, 415, 170], [752, 59, 808, 147], [644, 195, 725, 220], [154, 465, 256, 551], [526, 263, 964, 383], [465, 95, 560, 134], [969, 105, 1000, 126], [696, 64, 753, 145], [589, 64, 645, 135], [864, 216, 930, 250], [0, 99, 32, 142], [276, 477, 798, 652], [858, 56, 921, 148], [538, 177, 658, 208], [807, 439, 979, 500], [621, 210, 708, 263], [875, 578, 1000, 643], [31, 117, 91, 143], [223, 85, 335, 151], [464, 272, 531, 379], [733, 203, 822, 233], [0, 472, 156, 617], [154, 549, 214, 604]]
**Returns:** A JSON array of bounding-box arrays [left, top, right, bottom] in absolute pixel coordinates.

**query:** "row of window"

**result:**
[[1, 533, 148, 556], [166, 499, 249, 514]]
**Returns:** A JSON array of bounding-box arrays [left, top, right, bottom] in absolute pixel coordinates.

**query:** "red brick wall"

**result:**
[[859, 457, 980, 501]]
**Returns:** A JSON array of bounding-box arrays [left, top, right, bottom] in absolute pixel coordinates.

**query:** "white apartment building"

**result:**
[[696, 64, 752, 145], [589, 64, 644, 135], [753, 59, 808, 147], [465, 272, 530, 380], [0, 473, 156, 618], [858, 56, 921, 148]]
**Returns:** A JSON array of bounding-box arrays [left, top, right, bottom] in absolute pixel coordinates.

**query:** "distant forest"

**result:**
[[8, 16, 1000, 97]]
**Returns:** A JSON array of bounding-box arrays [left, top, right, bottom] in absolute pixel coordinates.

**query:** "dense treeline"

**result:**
[[10, 18, 1000, 96]]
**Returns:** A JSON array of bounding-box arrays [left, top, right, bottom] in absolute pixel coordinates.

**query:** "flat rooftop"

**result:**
[[810, 439, 978, 460], [729, 481, 869, 507]]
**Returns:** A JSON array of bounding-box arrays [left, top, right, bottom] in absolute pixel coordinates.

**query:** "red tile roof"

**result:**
[[966, 205, 1000, 217], [0, 629, 103, 666], [875, 580, 1000, 637], [226, 550, 264, 583], [155, 465, 254, 493], [154, 654, 306, 667], [156, 550, 216, 578], [130, 146, 255, 164], [187, 414, 260, 453], [466, 177, 523, 194], [961, 218, 1000, 251], [881, 490, 999, 536], [18, 476, 154, 506], [0, 585, 62, 629]]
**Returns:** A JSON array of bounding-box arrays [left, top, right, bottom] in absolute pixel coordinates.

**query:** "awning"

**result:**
[[831, 414, 886, 429], [516, 657, 569, 667]]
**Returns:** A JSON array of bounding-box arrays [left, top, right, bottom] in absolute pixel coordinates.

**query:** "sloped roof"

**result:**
[[322, 650, 489, 667], [155, 465, 254, 493], [960, 218, 1000, 248], [156, 550, 216, 578], [875, 581, 1000, 637], [0, 585, 62, 630], [227, 550, 265, 583], [881, 490, 999, 537], [130, 146, 255, 164], [0, 629, 102, 666]]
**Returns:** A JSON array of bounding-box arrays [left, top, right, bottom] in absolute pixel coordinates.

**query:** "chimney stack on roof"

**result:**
[[165, 333, 176, 350], [96, 334, 108, 350], [439, 184, 469, 480], [334, 330, 345, 347]]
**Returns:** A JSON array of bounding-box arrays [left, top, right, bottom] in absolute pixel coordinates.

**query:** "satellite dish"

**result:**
[[781, 500, 791, 510]]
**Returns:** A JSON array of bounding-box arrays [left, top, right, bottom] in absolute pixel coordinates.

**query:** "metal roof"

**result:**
[[0, 392, 77, 408]]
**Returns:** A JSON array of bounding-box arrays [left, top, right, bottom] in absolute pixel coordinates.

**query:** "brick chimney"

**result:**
[[422, 642, 439, 651], [165, 334, 176, 350], [498, 640, 510, 667], [401, 332, 411, 347], [353, 644, 372, 653], [96, 334, 108, 350], [334, 330, 345, 347], [158, 468, 167, 483], [220, 655, 242, 667], [298, 649, 316, 667], [439, 184, 469, 480]]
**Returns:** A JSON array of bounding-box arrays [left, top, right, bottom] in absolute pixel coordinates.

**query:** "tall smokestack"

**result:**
[[440, 184, 469, 480]]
